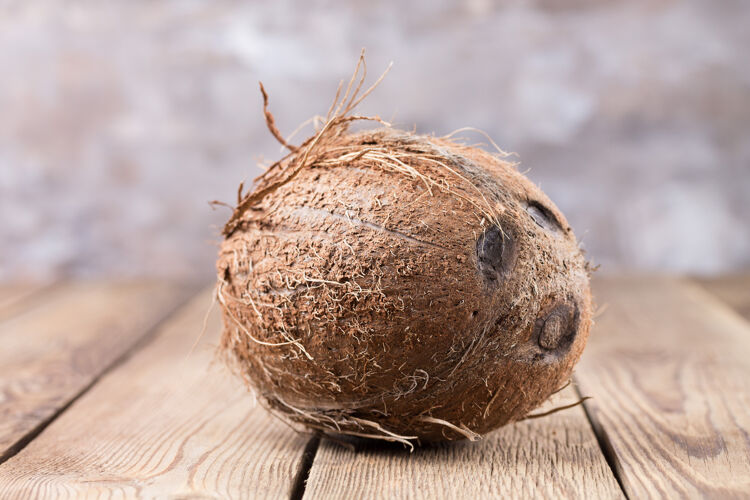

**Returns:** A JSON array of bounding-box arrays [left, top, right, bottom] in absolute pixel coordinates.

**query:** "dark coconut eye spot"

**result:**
[[525, 201, 563, 233], [532, 303, 579, 356], [476, 225, 517, 287]]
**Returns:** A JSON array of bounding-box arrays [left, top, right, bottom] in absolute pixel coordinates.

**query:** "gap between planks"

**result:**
[[291, 385, 630, 500], [574, 381, 629, 499], [290, 435, 321, 500], [301, 385, 623, 500], [0, 287, 313, 499], [0, 281, 202, 465], [575, 275, 750, 497]]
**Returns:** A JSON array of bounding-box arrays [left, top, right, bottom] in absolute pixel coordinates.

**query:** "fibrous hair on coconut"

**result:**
[[216, 52, 593, 448]]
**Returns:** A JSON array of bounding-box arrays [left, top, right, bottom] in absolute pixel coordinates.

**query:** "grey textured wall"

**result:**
[[2, 1, 749, 280]]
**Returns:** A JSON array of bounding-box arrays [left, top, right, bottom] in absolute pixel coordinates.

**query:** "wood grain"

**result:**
[[0, 288, 311, 499], [304, 386, 623, 499], [693, 274, 750, 321], [0, 281, 195, 462], [575, 276, 750, 497]]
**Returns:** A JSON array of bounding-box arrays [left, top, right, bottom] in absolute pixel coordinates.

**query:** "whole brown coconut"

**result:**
[[216, 60, 592, 446]]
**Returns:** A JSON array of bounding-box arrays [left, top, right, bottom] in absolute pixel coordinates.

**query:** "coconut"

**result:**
[[216, 57, 592, 446]]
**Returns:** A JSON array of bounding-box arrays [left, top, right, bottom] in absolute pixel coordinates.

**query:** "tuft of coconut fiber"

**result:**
[[216, 55, 592, 447]]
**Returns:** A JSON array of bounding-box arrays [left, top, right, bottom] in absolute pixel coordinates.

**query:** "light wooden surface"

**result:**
[[304, 386, 622, 499], [694, 274, 750, 321], [0, 276, 749, 499], [575, 276, 750, 497], [0, 288, 311, 499], [0, 282, 56, 322], [0, 281, 194, 462]]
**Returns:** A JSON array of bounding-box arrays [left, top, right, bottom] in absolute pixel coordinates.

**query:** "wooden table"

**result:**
[[1, 276, 749, 498]]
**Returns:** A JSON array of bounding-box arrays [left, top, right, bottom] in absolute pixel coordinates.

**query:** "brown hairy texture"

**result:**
[[216, 54, 592, 446]]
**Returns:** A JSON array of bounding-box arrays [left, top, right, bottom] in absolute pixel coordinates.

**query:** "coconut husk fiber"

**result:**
[[216, 54, 592, 447]]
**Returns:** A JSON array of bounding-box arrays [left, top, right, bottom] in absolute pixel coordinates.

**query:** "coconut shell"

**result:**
[[216, 122, 592, 445]]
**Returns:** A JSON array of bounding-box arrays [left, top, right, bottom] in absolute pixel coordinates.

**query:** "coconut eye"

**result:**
[[476, 225, 516, 286], [525, 201, 563, 233], [533, 303, 578, 355]]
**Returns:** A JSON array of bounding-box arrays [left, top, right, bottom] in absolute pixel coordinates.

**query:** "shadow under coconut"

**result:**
[[304, 402, 616, 498], [321, 429, 504, 455], [314, 384, 598, 456]]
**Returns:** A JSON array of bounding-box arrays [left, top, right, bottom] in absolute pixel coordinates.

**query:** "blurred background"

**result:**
[[1, 0, 748, 281]]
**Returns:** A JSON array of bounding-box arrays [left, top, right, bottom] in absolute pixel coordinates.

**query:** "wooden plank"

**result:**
[[693, 274, 750, 322], [0, 288, 311, 499], [0, 282, 57, 322], [304, 386, 623, 499], [575, 276, 750, 497], [0, 281, 196, 462]]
